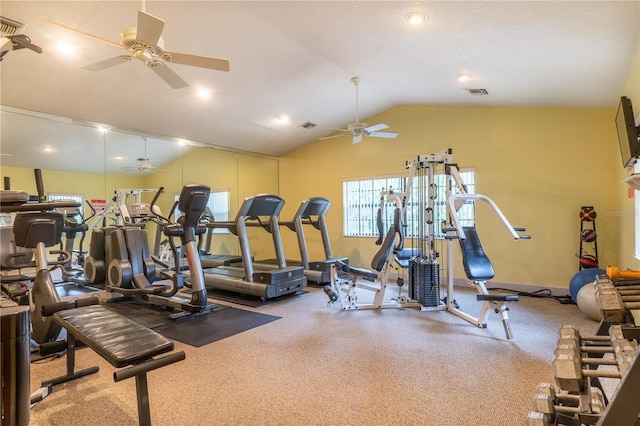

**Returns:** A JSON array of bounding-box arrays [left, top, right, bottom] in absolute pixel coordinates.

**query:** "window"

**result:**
[[174, 189, 230, 234], [343, 169, 475, 239], [206, 190, 230, 234], [48, 193, 84, 216]]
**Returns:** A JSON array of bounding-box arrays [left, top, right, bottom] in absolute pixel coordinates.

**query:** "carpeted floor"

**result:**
[[27, 283, 602, 426]]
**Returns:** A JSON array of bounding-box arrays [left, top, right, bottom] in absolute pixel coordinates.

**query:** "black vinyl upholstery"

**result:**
[[371, 227, 397, 272], [459, 226, 495, 281], [54, 305, 174, 368]]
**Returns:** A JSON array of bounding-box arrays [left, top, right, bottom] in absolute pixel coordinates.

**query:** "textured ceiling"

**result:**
[[1, 1, 639, 174]]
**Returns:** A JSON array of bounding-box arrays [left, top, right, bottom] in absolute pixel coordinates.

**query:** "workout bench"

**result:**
[[451, 226, 519, 339], [35, 303, 185, 426]]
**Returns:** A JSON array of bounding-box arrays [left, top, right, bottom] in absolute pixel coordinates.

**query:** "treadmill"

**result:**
[[199, 194, 306, 300], [278, 197, 348, 285], [197, 207, 244, 268]]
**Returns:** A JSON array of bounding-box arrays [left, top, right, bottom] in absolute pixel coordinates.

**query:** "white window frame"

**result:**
[[48, 193, 84, 216], [342, 169, 475, 239]]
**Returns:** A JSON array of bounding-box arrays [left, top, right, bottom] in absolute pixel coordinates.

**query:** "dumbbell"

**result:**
[[525, 410, 550, 426], [529, 383, 606, 426], [551, 325, 634, 392], [595, 276, 640, 323], [606, 265, 640, 281]]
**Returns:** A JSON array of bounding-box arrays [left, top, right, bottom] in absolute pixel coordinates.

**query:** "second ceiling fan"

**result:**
[[321, 77, 398, 144], [45, 9, 229, 89]]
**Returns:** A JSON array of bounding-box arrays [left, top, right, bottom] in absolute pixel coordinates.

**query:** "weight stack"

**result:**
[[409, 260, 440, 307]]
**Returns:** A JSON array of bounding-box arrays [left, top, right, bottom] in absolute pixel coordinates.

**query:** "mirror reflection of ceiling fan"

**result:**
[[44, 9, 230, 89], [320, 77, 398, 144], [122, 137, 161, 174]]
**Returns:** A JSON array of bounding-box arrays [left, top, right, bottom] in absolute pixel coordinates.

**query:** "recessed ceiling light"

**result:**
[[42, 146, 53, 153], [196, 88, 211, 99], [278, 115, 290, 124], [55, 41, 76, 55], [114, 156, 124, 160], [458, 73, 474, 82], [405, 12, 426, 25]]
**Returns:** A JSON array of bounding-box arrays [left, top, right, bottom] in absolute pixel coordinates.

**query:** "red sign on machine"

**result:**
[[91, 199, 106, 212]]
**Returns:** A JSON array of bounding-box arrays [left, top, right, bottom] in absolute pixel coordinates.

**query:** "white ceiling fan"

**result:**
[[44, 9, 229, 89], [320, 77, 398, 144], [122, 137, 161, 174]]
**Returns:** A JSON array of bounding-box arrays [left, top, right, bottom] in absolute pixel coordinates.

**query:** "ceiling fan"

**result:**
[[44, 9, 229, 89], [0, 16, 43, 62], [122, 137, 161, 174], [320, 77, 398, 144]]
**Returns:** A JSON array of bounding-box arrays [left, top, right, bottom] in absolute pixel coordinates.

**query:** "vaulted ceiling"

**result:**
[[1, 1, 639, 173]]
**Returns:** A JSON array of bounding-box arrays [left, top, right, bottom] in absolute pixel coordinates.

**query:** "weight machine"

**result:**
[[325, 156, 424, 310], [85, 188, 159, 231], [327, 148, 529, 338]]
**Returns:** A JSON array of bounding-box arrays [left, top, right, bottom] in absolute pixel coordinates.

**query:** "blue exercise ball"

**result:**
[[569, 268, 605, 302]]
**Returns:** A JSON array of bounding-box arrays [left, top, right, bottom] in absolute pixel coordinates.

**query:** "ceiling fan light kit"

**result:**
[[45, 10, 230, 89]]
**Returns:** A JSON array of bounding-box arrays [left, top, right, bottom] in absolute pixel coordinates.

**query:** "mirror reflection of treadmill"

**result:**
[[198, 194, 307, 300]]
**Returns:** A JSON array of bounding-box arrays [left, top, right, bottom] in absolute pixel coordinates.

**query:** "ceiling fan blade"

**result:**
[[365, 123, 389, 133], [368, 131, 398, 139], [164, 51, 230, 72], [82, 55, 132, 71], [318, 134, 345, 140], [7, 34, 42, 53], [136, 10, 165, 47], [147, 61, 188, 89], [353, 134, 363, 144], [42, 18, 124, 49]]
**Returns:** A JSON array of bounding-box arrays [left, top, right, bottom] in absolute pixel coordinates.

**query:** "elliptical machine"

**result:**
[[58, 201, 96, 284], [106, 184, 214, 315]]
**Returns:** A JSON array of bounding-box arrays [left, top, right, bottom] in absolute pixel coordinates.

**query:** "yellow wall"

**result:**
[[616, 48, 640, 269], [0, 166, 108, 202], [280, 105, 620, 290]]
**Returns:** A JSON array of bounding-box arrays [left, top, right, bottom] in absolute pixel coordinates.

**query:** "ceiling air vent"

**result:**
[[0, 16, 24, 36], [299, 121, 317, 129], [466, 88, 489, 96]]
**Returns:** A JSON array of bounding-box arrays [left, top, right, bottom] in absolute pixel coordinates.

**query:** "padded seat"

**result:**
[[54, 305, 174, 368], [459, 226, 495, 281]]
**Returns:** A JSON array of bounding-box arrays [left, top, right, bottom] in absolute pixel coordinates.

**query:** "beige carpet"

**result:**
[[28, 283, 599, 426]]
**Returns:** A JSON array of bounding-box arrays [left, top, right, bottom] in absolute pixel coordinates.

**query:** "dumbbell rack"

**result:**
[[594, 275, 640, 325], [526, 318, 640, 424]]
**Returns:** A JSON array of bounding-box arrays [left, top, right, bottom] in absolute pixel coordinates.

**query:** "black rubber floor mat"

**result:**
[[155, 307, 281, 347]]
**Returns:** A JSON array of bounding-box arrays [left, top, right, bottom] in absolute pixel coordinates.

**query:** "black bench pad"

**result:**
[[476, 294, 519, 302], [54, 305, 174, 368], [336, 260, 377, 281]]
